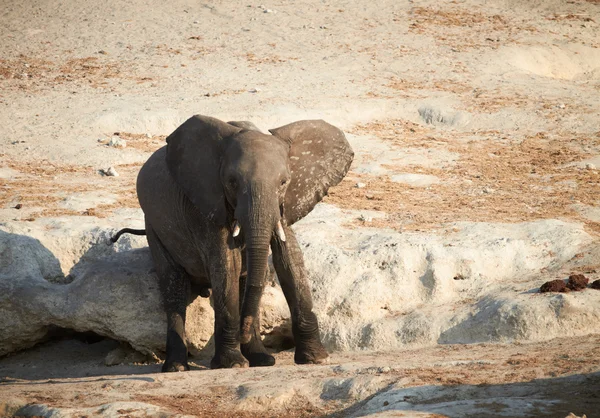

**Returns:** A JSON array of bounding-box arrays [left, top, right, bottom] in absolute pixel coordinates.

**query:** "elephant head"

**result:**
[[165, 115, 353, 344]]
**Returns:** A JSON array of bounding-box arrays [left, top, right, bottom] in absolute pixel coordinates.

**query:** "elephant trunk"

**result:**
[[237, 187, 278, 344]]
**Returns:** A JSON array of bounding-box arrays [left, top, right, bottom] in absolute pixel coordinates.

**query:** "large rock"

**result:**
[[1, 204, 599, 357], [294, 204, 600, 351], [0, 214, 288, 357]]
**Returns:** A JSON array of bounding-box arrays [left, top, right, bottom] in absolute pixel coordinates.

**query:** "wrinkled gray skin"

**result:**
[[135, 115, 353, 372]]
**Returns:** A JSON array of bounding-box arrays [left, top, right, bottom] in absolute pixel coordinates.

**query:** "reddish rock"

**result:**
[[540, 279, 568, 293], [567, 274, 588, 291]]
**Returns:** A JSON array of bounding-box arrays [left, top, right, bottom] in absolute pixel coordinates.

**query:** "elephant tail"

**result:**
[[110, 228, 146, 243]]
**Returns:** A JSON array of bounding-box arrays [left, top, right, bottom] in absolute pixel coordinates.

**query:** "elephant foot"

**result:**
[[295, 340, 329, 365], [241, 345, 276, 367], [241, 332, 276, 367], [162, 361, 190, 372], [211, 348, 250, 369]]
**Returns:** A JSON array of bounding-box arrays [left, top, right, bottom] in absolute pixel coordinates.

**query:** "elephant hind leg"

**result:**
[[146, 224, 191, 372], [239, 275, 276, 367]]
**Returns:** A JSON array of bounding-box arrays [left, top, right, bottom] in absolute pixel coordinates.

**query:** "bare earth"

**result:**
[[1, 0, 600, 416]]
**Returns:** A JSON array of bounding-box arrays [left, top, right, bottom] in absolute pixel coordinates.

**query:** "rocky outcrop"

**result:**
[[1, 204, 599, 357]]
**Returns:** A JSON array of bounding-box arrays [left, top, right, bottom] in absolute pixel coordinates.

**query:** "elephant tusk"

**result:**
[[232, 221, 241, 237], [276, 221, 286, 242]]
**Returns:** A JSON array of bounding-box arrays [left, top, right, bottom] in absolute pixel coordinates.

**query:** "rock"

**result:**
[[1, 204, 600, 358], [16, 402, 168, 418], [0, 218, 288, 357], [567, 274, 588, 291], [418, 105, 470, 127], [585, 163, 596, 170], [101, 166, 119, 177], [108, 136, 126, 148], [295, 204, 600, 350], [359, 214, 373, 223], [104, 343, 150, 366], [249, 87, 261, 93], [356, 182, 366, 188], [591, 279, 600, 290], [540, 279, 568, 293], [263, 320, 294, 350]]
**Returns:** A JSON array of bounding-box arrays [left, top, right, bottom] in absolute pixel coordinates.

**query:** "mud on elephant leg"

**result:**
[[147, 226, 191, 372], [239, 275, 276, 367], [209, 236, 249, 369], [271, 227, 328, 365]]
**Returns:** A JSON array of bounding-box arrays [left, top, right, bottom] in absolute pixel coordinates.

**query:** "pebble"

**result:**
[[248, 87, 261, 93], [585, 163, 596, 170], [482, 187, 494, 194], [108, 136, 127, 148], [356, 182, 366, 188], [101, 167, 119, 177], [359, 214, 373, 222]]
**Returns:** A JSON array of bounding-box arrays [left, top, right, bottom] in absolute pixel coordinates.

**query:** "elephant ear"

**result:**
[[166, 115, 241, 224], [269, 120, 354, 225]]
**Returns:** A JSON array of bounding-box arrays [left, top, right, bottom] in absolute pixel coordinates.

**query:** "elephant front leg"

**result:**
[[271, 227, 329, 365], [239, 274, 276, 367], [209, 239, 249, 369]]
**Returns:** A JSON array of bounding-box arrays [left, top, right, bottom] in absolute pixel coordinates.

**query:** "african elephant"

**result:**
[[113, 115, 353, 372]]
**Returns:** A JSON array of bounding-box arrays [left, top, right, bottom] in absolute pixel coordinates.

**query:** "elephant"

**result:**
[[112, 115, 354, 372]]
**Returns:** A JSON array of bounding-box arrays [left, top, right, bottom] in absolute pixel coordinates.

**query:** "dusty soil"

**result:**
[[1, 335, 599, 417], [1, 0, 600, 416]]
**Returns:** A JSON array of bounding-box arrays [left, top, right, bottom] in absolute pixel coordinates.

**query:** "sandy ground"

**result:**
[[1, 335, 599, 417], [1, 0, 600, 416]]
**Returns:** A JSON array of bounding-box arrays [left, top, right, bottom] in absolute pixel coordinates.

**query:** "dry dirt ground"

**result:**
[[1, 0, 600, 416], [1, 335, 599, 417]]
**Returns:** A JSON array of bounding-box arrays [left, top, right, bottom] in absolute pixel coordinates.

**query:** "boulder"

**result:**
[[1, 204, 600, 357], [0, 215, 288, 357]]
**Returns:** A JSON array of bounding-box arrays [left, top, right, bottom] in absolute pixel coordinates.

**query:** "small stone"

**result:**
[[482, 187, 494, 194], [248, 87, 260, 93], [383, 401, 389, 406], [590, 279, 600, 290], [540, 279, 568, 293], [585, 163, 596, 170], [365, 193, 374, 200], [108, 136, 126, 148], [98, 50, 108, 55], [101, 167, 119, 177], [263, 8, 275, 13], [359, 214, 373, 222], [567, 274, 588, 291], [356, 182, 366, 188], [557, 103, 566, 109], [14, 204, 22, 210]]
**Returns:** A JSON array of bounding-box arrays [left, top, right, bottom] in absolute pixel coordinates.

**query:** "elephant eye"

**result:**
[[228, 178, 237, 188]]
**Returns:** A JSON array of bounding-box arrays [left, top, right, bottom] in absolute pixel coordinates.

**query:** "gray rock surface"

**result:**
[[1, 203, 599, 357]]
